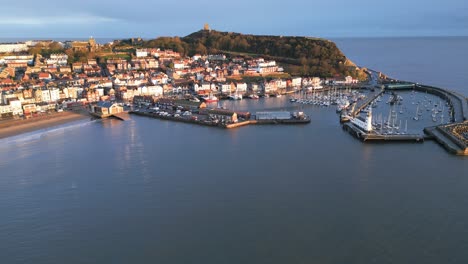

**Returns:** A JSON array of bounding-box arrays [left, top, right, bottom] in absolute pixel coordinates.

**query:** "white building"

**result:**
[[50, 88, 61, 102], [291, 77, 302, 87], [96, 88, 104, 97], [0, 43, 28, 53], [236, 83, 248, 92], [41, 90, 51, 102], [311, 77, 323, 89], [277, 80, 287, 89], [46, 54, 68, 66], [207, 54, 226, 61], [147, 86, 163, 97], [0, 105, 12, 114], [173, 62, 186, 70], [256, 60, 278, 73], [9, 99, 23, 115], [136, 49, 148, 57], [201, 83, 211, 91], [221, 84, 231, 93], [345, 76, 358, 84], [250, 83, 260, 93]]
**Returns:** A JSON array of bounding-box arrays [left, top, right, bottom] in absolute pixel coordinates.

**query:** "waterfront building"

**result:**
[[201, 108, 238, 123], [291, 77, 302, 87], [345, 76, 359, 84], [49, 88, 61, 102], [221, 84, 231, 93], [249, 83, 261, 93], [22, 104, 37, 115], [41, 90, 51, 102], [0, 105, 13, 118], [91, 101, 124, 117], [156, 98, 206, 110], [256, 111, 292, 120], [9, 99, 23, 116], [236, 83, 248, 93]]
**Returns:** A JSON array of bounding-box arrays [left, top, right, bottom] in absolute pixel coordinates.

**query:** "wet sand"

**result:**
[[0, 111, 91, 139]]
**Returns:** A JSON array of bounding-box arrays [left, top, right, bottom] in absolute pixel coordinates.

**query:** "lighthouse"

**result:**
[[365, 107, 373, 132]]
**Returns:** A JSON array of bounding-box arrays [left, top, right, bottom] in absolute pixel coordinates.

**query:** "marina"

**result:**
[[337, 80, 468, 154]]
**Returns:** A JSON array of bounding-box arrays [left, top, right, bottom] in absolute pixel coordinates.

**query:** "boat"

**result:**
[[336, 98, 350, 113], [340, 111, 352, 123], [228, 89, 243, 100], [228, 94, 243, 100], [202, 93, 219, 103], [413, 105, 419, 121]]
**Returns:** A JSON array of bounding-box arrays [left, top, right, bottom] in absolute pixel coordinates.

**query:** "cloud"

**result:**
[[0, 14, 119, 26]]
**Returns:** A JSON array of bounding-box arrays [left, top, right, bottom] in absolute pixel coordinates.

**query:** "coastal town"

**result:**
[[0, 30, 466, 155], [0, 37, 362, 120]]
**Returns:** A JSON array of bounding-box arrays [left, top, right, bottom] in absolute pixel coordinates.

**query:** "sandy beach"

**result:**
[[0, 111, 91, 139]]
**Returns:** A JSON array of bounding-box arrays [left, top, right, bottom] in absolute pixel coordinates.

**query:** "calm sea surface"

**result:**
[[1, 38, 467, 264]]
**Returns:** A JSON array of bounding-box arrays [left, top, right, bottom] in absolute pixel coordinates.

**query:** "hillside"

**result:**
[[143, 29, 367, 80]]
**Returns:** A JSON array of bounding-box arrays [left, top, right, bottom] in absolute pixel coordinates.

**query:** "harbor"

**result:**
[[125, 78, 467, 155], [334, 77, 468, 155]]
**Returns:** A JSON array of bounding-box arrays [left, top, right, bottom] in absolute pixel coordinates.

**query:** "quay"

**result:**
[[129, 110, 310, 129], [252, 118, 310, 125], [130, 111, 220, 128], [111, 112, 131, 121], [424, 124, 468, 155], [343, 122, 426, 142]]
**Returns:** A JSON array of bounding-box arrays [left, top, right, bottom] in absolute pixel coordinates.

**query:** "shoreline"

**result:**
[[0, 111, 91, 140]]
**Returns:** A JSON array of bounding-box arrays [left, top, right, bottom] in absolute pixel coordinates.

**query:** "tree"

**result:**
[[194, 43, 207, 55], [28, 43, 42, 55]]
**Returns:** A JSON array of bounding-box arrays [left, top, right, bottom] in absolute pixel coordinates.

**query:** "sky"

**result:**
[[0, 0, 467, 39]]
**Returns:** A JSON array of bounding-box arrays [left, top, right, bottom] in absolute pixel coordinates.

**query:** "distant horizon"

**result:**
[[2, 0, 466, 38], [1, 34, 468, 42]]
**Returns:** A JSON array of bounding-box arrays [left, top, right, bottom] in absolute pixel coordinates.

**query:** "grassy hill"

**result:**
[[142, 30, 367, 80]]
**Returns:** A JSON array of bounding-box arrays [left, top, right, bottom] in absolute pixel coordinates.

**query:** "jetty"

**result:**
[[129, 110, 310, 129], [111, 112, 131, 121], [350, 88, 384, 117]]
